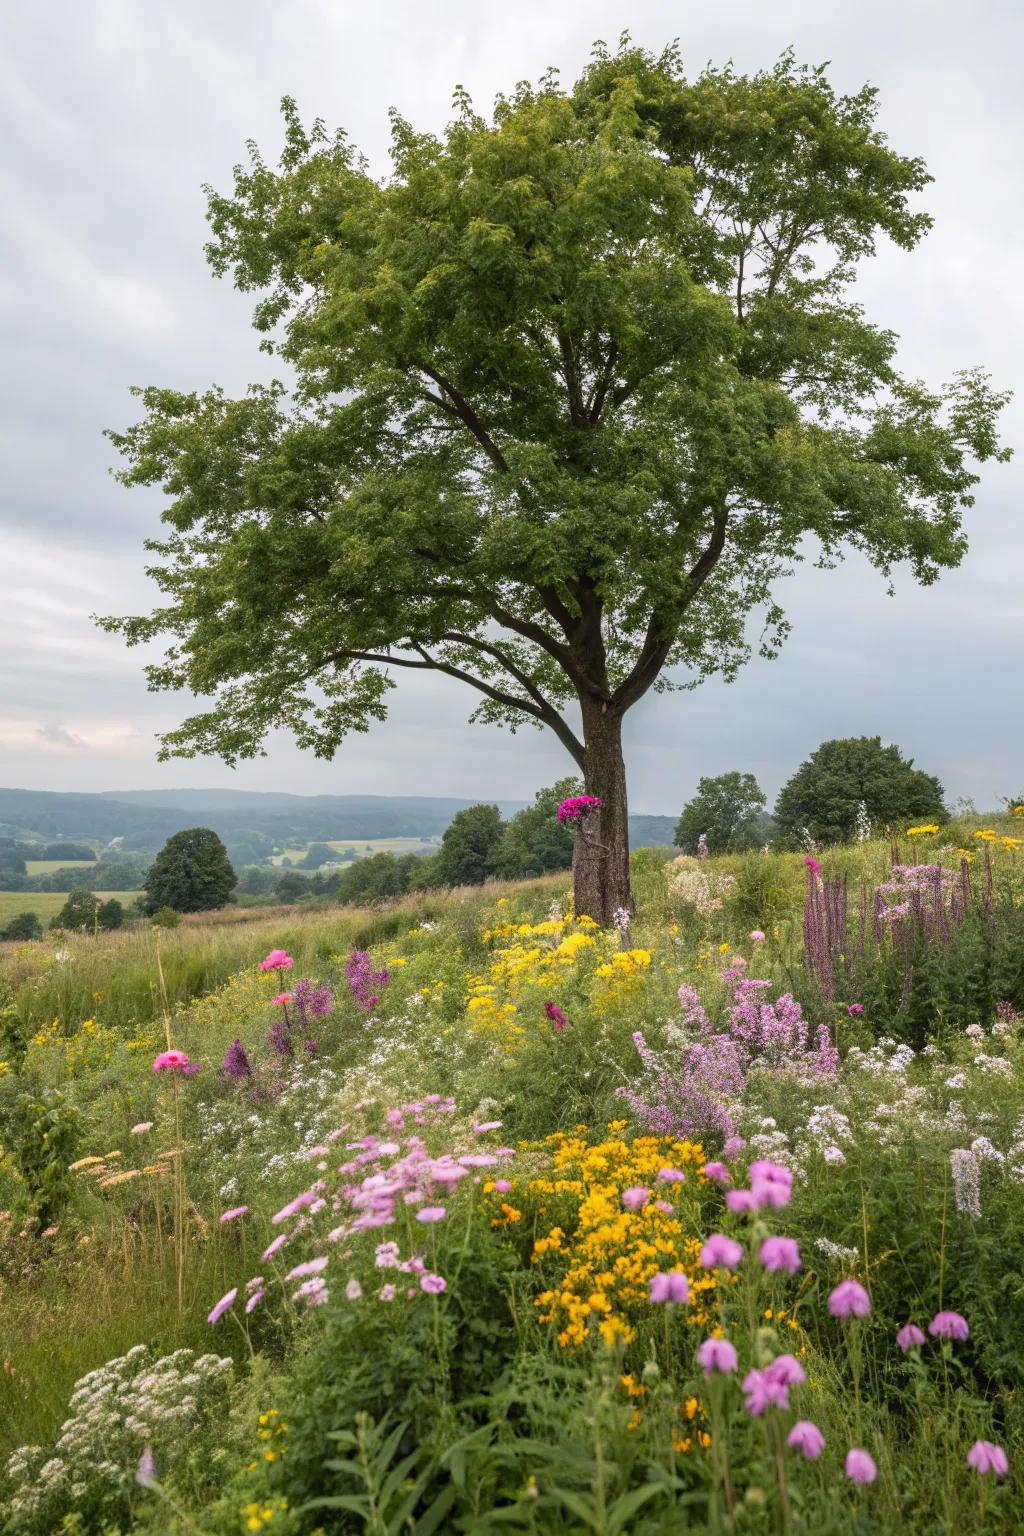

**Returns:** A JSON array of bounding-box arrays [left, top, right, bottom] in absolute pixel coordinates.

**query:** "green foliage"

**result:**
[[493, 778, 580, 878], [150, 905, 183, 928], [101, 45, 1006, 853], [775, 735, 947, 844], [1, 911, 43, 942], [96, 898, 125, 932], [298, 841, 337, 869], [8, 1087, 79, 1225], [674, 771, 767, 854], [41, 844, 97, 863], [52, 889, 100, 932], [434, 804, 504, 887], [143, 827, 237, 914]]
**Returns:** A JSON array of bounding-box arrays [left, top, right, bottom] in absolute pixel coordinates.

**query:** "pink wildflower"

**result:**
[[207, 1287, 238, 1324], [649, 1271, 690, 1304], [929, 1310, 969, 1341], [968, 1441, 1008, 1477], [697, 1336, 738, 1374], [130, 1122, 153, 1134], [416, 1206, 447, 1224], [845, 1449, 877, 1484], [702, 1162, 731, 1183], [220, 1205, 249, 1223], [760, 1236, 801, 1274], [788, 1421, 825, 1459], [621, 1186, 650, 1211], [152, 1049, 195, 1074], [742, 1366, 790, 1416], [658, 1167, 687, 1183], [829, 1278, 871, 1318], [420, 1273, 447, 1294], [896, 1321, 925, 1352], [259, 949, 294, 972], [544, 1001, 568, 1032], [245, 1288, 265, 1314], [271, 993, 293, 1006], [700, 1233, 743, 1270], [847, 1003, 864, 1016], [287, 1256, 329, 1280], [749, 930, 766, 943]]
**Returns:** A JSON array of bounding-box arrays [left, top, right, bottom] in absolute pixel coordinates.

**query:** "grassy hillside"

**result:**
[[2, 817, 1024, 1532], [0, 890, 139, 927]]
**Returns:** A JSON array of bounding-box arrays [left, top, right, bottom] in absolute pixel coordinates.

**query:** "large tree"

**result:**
[[143, 827, 237, 913], [675, 771, 767, 854], [775, 735, 946, 845], [102, 44, 1008, 923]]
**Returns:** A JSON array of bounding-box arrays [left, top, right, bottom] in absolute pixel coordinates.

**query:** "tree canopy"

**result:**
[[143, 827, 237, 913], [675, 771, 767, 854], [774, 736, 947, 844], [103, 41, 1008, 920]]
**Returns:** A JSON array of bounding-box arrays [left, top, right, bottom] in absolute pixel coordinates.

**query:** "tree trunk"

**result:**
[[573, 701, 632, 925]]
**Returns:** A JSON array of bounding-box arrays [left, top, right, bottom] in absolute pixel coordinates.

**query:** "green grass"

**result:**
[[0, 890, 139, 926], [24, 860, 95, 876], [271, 835, 439, 865]]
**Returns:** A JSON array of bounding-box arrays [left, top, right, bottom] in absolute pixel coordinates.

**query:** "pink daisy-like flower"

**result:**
[[152, 1049, 193, 1074], [259, 949, 294, 972]]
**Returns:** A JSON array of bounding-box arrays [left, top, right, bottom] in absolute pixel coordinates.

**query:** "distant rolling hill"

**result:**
[[0, 788, 677, 853]]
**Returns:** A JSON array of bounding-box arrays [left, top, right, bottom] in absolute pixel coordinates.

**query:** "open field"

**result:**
[[0, 890, 139, 927], [271, 835, 439, 865], [3, 817, 1024, 1532], [23, 860, 95, 876]]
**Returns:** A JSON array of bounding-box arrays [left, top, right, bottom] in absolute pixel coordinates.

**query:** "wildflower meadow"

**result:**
[[1, 809, 1024, 1532]]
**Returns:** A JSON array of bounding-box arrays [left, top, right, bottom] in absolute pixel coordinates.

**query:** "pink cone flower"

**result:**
[[700, 1233, 743, 1270], [697, 1336, 738, 1374], [968, 1441, 1008, 1477], [760, 1236, 801, 1274], [845, 1448, 877, 1484], [829, 1278, 871, 1318], [788, 1421, 825, 1459], [271, 993, 292, 1006], [929, 1310, 969, 1341], [152, 1049, 196, 1074], [896, 1321, 925, 1352]]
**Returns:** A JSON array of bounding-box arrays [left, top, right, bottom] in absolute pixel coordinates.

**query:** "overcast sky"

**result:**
[[1, 0, 1020, 814]]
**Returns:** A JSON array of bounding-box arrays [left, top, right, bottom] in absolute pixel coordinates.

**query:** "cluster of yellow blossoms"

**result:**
[[972, 828, 1023, 852], [466, 911, 652, 1039], [509, 1124, 714, 1349]]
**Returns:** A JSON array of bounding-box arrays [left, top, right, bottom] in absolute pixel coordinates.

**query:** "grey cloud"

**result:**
[[1, 0, 1021, 809]]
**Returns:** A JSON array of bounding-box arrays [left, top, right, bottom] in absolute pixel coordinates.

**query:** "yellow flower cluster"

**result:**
[[465, 913, 652, 1038], [972, 829, 1023, 851], [28, 1016, 154, 1076], [519, 1124, 713, 1348], [906, 824, 940, 836], [242, 1497, 288, 1532]]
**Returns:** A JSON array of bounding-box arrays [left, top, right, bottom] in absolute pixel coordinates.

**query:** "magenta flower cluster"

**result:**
[[208, 1096, 511, 1325], [344, 949, 389, 1013], [555, 795, 602, 824]]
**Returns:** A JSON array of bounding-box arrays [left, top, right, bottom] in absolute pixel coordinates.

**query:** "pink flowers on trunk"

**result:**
[[556, 795, 602, 824]]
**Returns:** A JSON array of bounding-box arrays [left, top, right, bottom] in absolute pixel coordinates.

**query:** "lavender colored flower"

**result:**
[[928, 1310, 969, 1341], [345, 950, 390, 1012], [697, 1336, 738, 1374], [896, 1321, 926, 1352], [136, 1445, 157, 1488], [621, 1186, 650, 1211], [702, 1161, 731, 1183], [649, 1270, 690, 1304], [420, 1273, 447, 1294], [829, 1278, 871, 1318], [766, 1353, 806, 1386], [845, 1449, 877, 1484], [742, 1366, 790, 1416], [700, 1233, 743, 1270], [220, 1205, 249, 1223], [760, 1236, 801, 1274], [968, 1441, 1008, 1477], [416, 1206, 448, 1223], [788, 1421, 825, 1460], [245, 1287, 266, 1314], [207, 1287, 238, 1324], [222, 1038, 253, 1080]]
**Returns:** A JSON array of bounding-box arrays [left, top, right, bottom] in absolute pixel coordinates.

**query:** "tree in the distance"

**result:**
[[1, 911, 43, 942], [433, 805, 504, 888], [103, 45, 1008, 922], [675, 772, 767, 854], [97, 898, 126, 931], [143, 828, 237, 914], [774, 736, 947, 845], [52, 889, 100, 932]]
